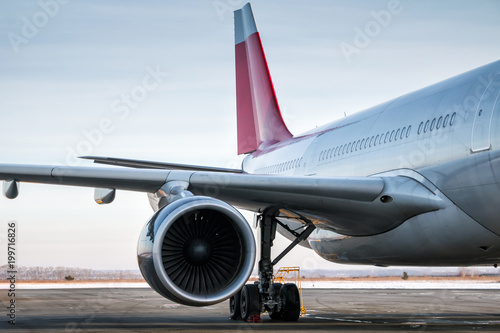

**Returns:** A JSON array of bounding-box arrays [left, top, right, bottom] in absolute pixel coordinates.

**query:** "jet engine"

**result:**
[[137, 196, 256, 306]]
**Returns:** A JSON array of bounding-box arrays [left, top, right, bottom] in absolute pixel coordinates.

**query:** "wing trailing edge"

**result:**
[[80, 156, 243, 173]]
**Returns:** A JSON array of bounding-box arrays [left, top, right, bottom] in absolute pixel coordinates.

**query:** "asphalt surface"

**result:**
[[2, 288, 500, 332]]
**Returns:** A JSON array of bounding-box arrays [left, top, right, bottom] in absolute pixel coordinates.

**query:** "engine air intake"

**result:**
[[162, 208, 241, 295], [138, 196, 256, 306]]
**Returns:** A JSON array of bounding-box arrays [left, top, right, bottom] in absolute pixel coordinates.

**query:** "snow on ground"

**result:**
[[2, 280, 500, 289], [300, 280, 500, 289]]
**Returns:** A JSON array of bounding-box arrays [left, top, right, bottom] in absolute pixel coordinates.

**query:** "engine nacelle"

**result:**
[[137, 196, 256, 306]]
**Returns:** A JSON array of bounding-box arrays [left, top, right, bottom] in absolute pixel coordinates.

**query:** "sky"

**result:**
[[1, 0, 500, 272]]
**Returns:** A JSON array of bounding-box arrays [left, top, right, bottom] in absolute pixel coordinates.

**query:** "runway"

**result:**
[[2, 288, 500, 332]]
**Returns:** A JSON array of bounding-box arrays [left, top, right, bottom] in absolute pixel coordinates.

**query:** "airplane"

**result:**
[[2, 1, 500, 322]]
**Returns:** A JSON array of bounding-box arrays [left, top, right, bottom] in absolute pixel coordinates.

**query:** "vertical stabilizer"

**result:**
[[234, 3, 292, 155]]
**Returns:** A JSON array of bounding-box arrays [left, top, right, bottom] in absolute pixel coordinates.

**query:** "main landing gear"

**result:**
[[229, 209, 315, 322]]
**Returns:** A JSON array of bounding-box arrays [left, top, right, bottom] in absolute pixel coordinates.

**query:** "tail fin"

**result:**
[[234, 3, 292, 155]]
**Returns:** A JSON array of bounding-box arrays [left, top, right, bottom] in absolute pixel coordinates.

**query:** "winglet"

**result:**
[[234, 3, 292, 154]]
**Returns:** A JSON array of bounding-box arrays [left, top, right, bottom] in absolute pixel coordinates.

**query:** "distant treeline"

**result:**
[[0, 266, 143, 280], [2, 266, 499, 281]]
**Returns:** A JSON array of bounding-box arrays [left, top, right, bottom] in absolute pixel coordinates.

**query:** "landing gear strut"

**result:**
[[229, 209, 315, 321]]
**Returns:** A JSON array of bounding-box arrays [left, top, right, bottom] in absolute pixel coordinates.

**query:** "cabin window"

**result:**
[[424, 120, 430, 133], [430, 118, 436, 131], [436, 116, 443, 129], [450, 112, 457, 126], [384, 132, 390, 143], [443, 114, 450, 127], [390, 130, 395, 142], [395, 129, 400, 141], [418, 122, 423, 134], [406, 125, 412, 137]]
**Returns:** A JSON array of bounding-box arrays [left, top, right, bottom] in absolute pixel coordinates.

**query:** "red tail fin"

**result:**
[[234, 3, 292, 155]]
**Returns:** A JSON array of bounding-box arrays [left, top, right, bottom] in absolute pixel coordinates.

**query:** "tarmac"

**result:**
[[2, 287, 500, 332]]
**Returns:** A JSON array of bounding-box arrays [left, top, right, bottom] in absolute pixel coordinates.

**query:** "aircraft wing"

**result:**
[[0, 163, 444, 236]]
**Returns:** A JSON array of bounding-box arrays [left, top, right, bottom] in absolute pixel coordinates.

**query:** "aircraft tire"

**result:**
[[280, 283, 300, 321], [240, 284, 260, 320], [229, 290, 241, 320], [269, 283, 283, 320]]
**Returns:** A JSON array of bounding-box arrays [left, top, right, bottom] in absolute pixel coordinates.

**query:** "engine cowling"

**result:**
[[137, 196, 256, 306]]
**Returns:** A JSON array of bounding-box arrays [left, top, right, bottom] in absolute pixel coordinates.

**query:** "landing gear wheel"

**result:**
[[229, 290, 241, 320], [280, 283, 300, 321], [240, 284, 260, 321], [269, 283, 283, 320]]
